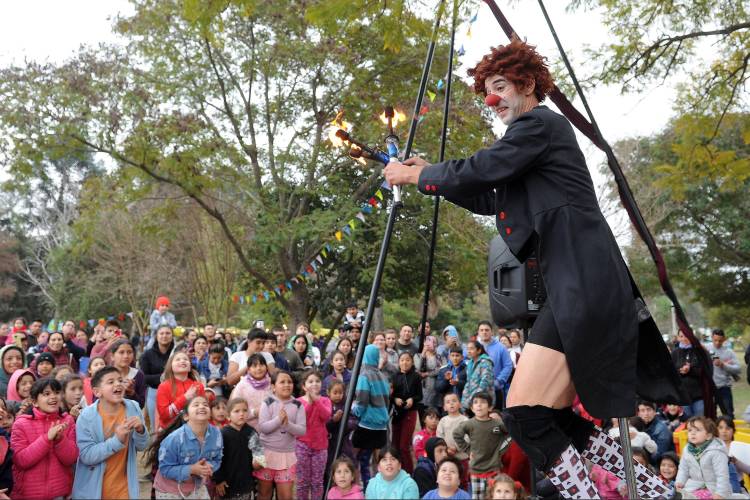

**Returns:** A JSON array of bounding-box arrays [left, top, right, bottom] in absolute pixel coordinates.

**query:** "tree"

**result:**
[[0, 0, 493, 325]]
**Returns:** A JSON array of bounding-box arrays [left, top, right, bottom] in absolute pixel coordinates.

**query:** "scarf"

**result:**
[[686, 440, 711, 459], [247, 373, 270, 390], [678, 342, 692, 349]]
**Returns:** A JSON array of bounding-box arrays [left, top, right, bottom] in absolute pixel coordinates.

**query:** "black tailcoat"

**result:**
[[417, 105, 686, 418]]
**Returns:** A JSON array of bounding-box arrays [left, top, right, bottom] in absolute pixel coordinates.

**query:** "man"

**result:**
[[476, 320, 512, 410], [347, 323, 362, 348], [637, 400, 674, 464], [395, 323, 418, 357], [385, 39, 682, 498], [27, 319, 43, 347], [709, 328, 740, 418], [60, 319, 85, 363], [203, 323, 217, 342], [344, 302, 364, 327], [437, 325, 465, 358]]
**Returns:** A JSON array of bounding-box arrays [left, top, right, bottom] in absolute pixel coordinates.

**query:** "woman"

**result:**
[[336, 337, 356, 370], [670, 330, 705, 418], [384, 39, 682, 498], [29, 331, 78, 372], [460, 340, 494, 411], [292, 334, 314, 370], [191, 334, 209, 367], [416, 335, 445, 410], [139, 325, 174, 433]]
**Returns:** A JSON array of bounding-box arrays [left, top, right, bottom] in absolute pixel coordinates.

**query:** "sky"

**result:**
[[0, 0, 689, 240]]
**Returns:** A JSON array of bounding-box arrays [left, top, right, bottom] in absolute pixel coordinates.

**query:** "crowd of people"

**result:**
[[0, 298, 746, 499]]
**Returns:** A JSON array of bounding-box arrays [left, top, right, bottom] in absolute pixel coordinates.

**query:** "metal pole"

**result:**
[[418, 0, 458, 352], [618, 417, 639, 499], [324, 3, 446, 497]]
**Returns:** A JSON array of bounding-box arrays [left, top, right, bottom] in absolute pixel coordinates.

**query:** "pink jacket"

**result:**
[[327, 484, 365, 499], [6, 369, 35, 402], [297, 395, 332, 451], [229, 376, 272, 430], [11, 408, 78, 500]]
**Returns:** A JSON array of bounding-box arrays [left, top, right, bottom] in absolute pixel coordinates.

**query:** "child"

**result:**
[[33, 352, 55, 378], [589, 464, 627, 500], [11, 377, 79, 500], [6, 369, 35, 413], [323, 351, 352, 396], [0, 403, 11, 495], [422, 456, 471, 500], [660, 404, 688, 432], [61, 373, 85, 420], [437, 392, 469, 486], [229, 353, 273, 430], [296, 371, 332, 500], [413, 407, 440, 459], [328, 456, 365, 500], [156, 351, 206, 429], [351, 345, 390, 486], [485, 473, 527, 500], [658, 452, 679, 489], [148, 295, 177, 347], [435, 346, 467, 403], [90, 320, 123, 365], [364, 446, 419, 499], [608, 416, 658, 459], [213, 398, 266, 500], [110, 339, 146, 408], [326, 379, 357, 474], [256, 370, 306, 500], [675, 416, 732, 498], [453, 392, 510, 500], [148, 394, 223, 499], [0, 399, 14, 433], [210, 397, 228, 428], [83, 356, 106, 405], [391, 351, 422, 474], [72, 366, 149, 499], [414, 437, 449, 497], [198, 344, 228, 397], [51, 365, 74, 381]]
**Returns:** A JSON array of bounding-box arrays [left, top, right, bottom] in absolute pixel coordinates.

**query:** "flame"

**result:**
[[379, 108, 407, 128], [328, 110, 351, 148], [350, 146, 367, 166]]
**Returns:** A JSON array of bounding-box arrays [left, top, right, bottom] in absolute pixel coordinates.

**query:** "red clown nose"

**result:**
[[485, 93, 501, 107]]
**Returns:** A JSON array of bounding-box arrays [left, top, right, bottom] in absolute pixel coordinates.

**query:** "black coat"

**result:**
[[139, 342, 174, 389], [417, 105, 685, 417], [671, 346, 705, 401], [391, 369, 423, 420]]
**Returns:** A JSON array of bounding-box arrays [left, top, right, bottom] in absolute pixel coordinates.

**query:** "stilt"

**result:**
[[617, 417, 638, 499]]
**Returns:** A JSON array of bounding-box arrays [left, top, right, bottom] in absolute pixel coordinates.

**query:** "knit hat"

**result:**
[[155, 296, 171, 308], [36, 352, 56, 367], [425, 437, 447, 463]]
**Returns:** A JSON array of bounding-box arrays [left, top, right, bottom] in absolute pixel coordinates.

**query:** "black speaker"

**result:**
[[487, 235, 547, 327]]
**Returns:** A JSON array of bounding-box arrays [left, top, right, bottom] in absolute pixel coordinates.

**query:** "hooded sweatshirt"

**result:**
[[413, 437, 445, 497], [7, 369, 35, 402], [365, 469, 419, 499], [0, 345, 26, 399], [327, 484, 365, 500], [461, 354, 494, 409], [675, 438, 732, 497], [352, 345, 390, 430]]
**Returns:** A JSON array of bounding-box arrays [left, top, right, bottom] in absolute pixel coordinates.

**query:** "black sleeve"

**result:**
[[140, 352, 161, 388], [65, 340, 85, 362], [412, 373, 423, 404], [444, 192, 496, 216], [417, 114, 548, 199]]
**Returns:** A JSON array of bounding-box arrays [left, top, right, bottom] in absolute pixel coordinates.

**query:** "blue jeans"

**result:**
[[682, 399, 704, 418], [146, 386, 158, 433]]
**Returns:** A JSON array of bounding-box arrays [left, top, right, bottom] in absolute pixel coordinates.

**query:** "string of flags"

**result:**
[[46, 311, 143, 332], [416, 9, 480, 125], [232, 188, 388, 305]]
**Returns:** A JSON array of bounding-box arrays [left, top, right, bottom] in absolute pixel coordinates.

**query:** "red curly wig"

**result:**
[[467, 39, 554, 102]]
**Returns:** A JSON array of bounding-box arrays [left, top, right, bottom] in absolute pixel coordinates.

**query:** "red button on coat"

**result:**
[[505, 227, 512, 235], [499, 211, 506, 220]]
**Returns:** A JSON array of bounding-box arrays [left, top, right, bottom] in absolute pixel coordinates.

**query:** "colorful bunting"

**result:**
[[426, 90, 436, 102], [88, 319, 95, 327], [342, 225, 352, 236], [375, 190, 384, 200], [335, 230, 343, 241], [436, 79, 445, 90]]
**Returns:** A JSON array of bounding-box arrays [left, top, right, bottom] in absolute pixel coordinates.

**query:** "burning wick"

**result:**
[[379, 108, 406, 128], [328, 110, 352, 148]]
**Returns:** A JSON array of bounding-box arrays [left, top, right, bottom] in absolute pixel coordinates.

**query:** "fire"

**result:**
[[379, 108, 407, 128], [349, 146, 367, 166], [328, 110, 351, 148]]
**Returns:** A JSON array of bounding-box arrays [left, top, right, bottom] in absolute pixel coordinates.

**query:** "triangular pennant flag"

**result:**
[[436, 79, 445, 90], [118, 313, 126, 322], [316, 255, 324, 264], [263, 291, 270, 301], [292, 277, 299, 284], [426, 90, 436, 102], [418, 115, 426, 124], [244, 295, 250, 303], [79, 320, 86, 328], [466, 26, 472, 38], [233, 295, 239, 303], [107, 316, 115, 321], [126, 312, 134, 319], [274, 286, 281, 295], [348, 220, 356, 229], [47, 319, 56, 332], [252, 295, 258, 304], [375, 190, 384, 200], [239, 295, 245, 304], [88, 319, 95, 327], [419, 105, 429, 116], [470, 13, 477, 23], [458, 45, 465, 56], [342, 225, 351, 236], [356, 212, 366, 222], [325, 243, 331, 252], [335, 230, 343, 241], [306, 265, 314, 273], [380, 180, 392, 191], [286, 280, 293, 290], [321, 248, 328, 258], [311, 261, 318, 271], [368, 197, 378, 207], [98, 319, 106, 325], [362, 204, 373, 214]]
